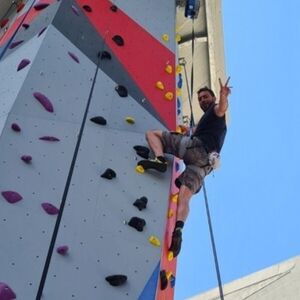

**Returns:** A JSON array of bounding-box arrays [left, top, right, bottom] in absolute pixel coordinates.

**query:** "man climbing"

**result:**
[[138, 77, 231, 257]]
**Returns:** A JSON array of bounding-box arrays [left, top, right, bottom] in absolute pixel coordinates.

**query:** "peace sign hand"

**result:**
[[219, 76, 231, 98]]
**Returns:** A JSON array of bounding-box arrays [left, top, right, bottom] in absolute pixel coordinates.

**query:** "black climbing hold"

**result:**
[[90, 116, 107, 125], [175, 177, 182, 189], [160, 270, 168, 290], [101, 168, 116, 180], [105, 274, 127, 286], [115, 85, 128, 97], [110, 5, 118, 12], [133, 196, 148, 211], [82, 5, 92, 12], [34, 3, 49, 11], [11, 123, 21, 132], [128, 217, 146, 232], [133, 145, 150, 159], [100, 51, 111, 60], [112, 35, 124, 46], [22, 23, 30, 29]]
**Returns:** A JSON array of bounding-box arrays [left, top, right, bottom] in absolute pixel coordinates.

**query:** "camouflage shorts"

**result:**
[[161, 131, 212, 194]]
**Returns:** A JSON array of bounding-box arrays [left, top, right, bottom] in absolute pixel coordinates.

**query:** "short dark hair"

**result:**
[[197, 86, 215, 98]]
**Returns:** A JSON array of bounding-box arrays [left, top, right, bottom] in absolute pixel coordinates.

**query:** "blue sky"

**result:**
[[175, 1, 300, 299]]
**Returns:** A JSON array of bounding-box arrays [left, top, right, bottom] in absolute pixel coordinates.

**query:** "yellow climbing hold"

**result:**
[[136, 165, 145, 174], [167, 251, 174, 261], [168, 209, 174, 218], [165, 92, 173, 101], [171, 194, 178, 203], [165, 65, 173, 74], [125, 116, 135, 124], [176, 34, 181, 43], [149, 235, 161, 247], [176, 88, 182, 96], [162, 34, 169, 42], [156, 81, 165, 90], [176, 65, 182, 74], [166, 271, 173, 280]]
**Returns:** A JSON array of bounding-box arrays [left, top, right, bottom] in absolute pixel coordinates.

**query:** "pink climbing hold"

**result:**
[[1, 191, 23, 204], [17, 59, 31, 71], [9, 40, 24, 49], [33, 92, 54, 112], [39, 136, 60, 142], [38, 26, 47, 37], [68, 52, 80, 63], [0, 282, 16, 300], [11, 123, 21, 132], [34, 2, 50, 11], [41, 202, 59, 215], [0, 19, 9, 29], [57, 245, 69, 255], [71, 5, 80, 16], [21, 155, 32, 164]]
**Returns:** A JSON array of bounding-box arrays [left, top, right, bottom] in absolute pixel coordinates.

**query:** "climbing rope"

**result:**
[[179, 14, 225, 300]]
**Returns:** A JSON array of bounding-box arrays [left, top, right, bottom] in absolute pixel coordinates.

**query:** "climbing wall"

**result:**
[[0, 0, 180, 299]]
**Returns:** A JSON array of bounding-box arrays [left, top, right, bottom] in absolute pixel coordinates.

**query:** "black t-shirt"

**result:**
[[192, 104, 227, 153]]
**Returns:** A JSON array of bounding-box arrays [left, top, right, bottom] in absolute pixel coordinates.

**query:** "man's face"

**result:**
[[198, 91, 215, 112]]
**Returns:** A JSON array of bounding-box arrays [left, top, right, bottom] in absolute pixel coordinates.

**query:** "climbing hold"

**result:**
[[133, 145, 150, 159], [101, 168, 116, 180], [168, 209, 174, 218], [11, 123, 21, 132], [162, 34, 169, 42], [68, 51, 80, 63], [22, 24, 30, 29], [175, 161, 180, 172], [171, 194, 178, 203], [135, 165, 145, 174], [17, 59, 31, 71], [177, 73, 183, 88], [17, 2, 25, 12], [0, 19, 9, 29], [167, 251, 174, 261], [166, 271, 173, 280], [112, 35, 124, 46], [39, 136, 60, 142], [82, 5, 92, 12], [174, 177, 182, 189], [71, 5, 80, 16], [176, 34, 182, 43], [1, 191, 23, 204], [170, 275, 176, 288], [176, 88, 182, 96], [110, 5, 118, 12], [9, 40, 24, 49], [90, 116, 107, 125], [0, 282, 16, 300], [33, 92, 54, 112], [105, 275, 127, 286], [100, 51, 111, 60], [21, 155, 32, 164], [176, 65, 182, 74], [128, 217, 146, 232], [133, 196, 148, 211], [160, 270, 168, 290], [115, 85, 128, 97], [56, 245, 69, 255], [165, 65, 173, 74], [34, 2, 50, 11], [155, 81, 164, 90], [165, 92, 174, 101], [38, 26, 47, 37], [41, 202, 59, 215], [125, 117, 135, 124], [148, 235, 161, 247]]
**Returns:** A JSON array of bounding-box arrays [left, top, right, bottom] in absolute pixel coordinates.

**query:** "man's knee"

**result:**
[[145, 130, 163, 141]]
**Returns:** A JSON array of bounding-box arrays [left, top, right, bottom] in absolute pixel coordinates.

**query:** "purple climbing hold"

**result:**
[[71, 5, 80, 16], [39, 136, 60, 142], [34, 2, 50, 11], [22, 23, 30, 29], [82, 5, 92, 12], [9, 40, 24, 49], [0, 282, 16, 300], [41, 202, 59, 215], [21, 155, 32, 164], [38, 26, 47, 37], [17, 59, 31, 71], [68, 52, 80, 64], [1, 191, 23, 204], [11, 123, 21, 132], [33, 92, 54, 112], [57, 245, 69, 255]]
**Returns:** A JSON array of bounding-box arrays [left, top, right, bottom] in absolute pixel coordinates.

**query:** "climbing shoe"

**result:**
[[169, 229, 182, 258], [137, 157, 167, 173]]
